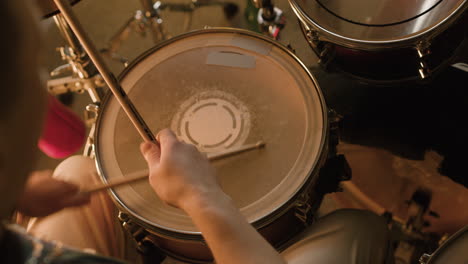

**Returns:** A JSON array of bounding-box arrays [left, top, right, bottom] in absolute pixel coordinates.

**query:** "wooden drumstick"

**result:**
[[53, 0, 156, 143], [81, 141, 265, 194]]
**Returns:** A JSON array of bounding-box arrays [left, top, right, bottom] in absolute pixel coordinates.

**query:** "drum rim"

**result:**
[[94, 27, 329, 237], [288, 0, 468, 50], [427, 225, 468, 263]]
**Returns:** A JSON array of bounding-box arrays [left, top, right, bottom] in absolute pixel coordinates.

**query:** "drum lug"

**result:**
[[419, 253, 432, 264], [416, 40, 432, 79], [118, 212, 147, 242], [305, 28, 333, 66], [294, 192, 313, 225], [305, 29, 320, 48], [418, 62, 431, 80], [118, 212, 167, 262], [317, 44, 333, 67], [416, 40, 431, 58], [118, 211, 129, 222], [84, 103, 100, 127], [305, 28, 321, 53], [83, 103, 100, 158]]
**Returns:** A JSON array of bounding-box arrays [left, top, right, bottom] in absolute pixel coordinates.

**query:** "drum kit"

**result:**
[[39, 0, 468, 263]]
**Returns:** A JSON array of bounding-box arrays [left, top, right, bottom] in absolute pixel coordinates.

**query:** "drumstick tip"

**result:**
[[255, 141, 266, 148]]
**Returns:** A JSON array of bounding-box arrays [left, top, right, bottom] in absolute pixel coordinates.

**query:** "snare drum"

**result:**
[[94, 28, 329, 262], [289, 0, 468, 83], [420, 225, 468, 264]]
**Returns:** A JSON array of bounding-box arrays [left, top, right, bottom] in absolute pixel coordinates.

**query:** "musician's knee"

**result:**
[[282, 209, 392, 264], [53, 155, 99, 188]]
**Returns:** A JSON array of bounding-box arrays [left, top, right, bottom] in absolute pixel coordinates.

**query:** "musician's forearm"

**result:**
[[183, 191, 286, 264]]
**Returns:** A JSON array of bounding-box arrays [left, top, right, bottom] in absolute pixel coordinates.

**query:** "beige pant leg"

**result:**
[[281, 209, 393, 264], [26, 155, 126, 259]]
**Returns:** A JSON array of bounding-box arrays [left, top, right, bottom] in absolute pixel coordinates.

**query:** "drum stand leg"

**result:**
[[102, 0, 239, 65]]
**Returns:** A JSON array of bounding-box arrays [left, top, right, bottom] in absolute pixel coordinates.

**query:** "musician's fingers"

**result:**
[[140, 141, 161, 167]]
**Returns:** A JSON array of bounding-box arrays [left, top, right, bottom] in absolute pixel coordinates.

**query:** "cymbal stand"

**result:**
[[48, 14, 108, 158], [103, 0, 169, 62], [251, 0, 285, 39], [47, 13, 106, 104], [103, 0, 238, 65]]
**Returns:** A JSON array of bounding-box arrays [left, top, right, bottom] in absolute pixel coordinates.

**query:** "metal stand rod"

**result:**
[[51, 14, 104, 103], [53, 0, 156, 143], [54, 14, 85, 57]]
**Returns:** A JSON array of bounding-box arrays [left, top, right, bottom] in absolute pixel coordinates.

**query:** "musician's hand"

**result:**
[[142, 129, 286, 264], [140, 129, 222, 210], [17, 170, 90, 217]]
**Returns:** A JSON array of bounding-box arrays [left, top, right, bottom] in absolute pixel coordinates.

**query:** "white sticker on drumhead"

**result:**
[[171, 91, 251, 153]]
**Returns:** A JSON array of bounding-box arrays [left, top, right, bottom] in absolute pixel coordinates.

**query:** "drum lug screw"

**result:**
[[305, 30, 320, 47], [84, 103, 100, 127], [119, 214, 148, 243], [416, 40, 432, 79], [83, 104, 99, 158], [137, 236, 167, 263], [416, 40, 431, 58], [419, 253, 431, 264], [117, 211, 166, 260], [118, 211, 130, 222], [286, 43, 296, 54], [418, 65, 430, 80], [317, 44, 334, 68]]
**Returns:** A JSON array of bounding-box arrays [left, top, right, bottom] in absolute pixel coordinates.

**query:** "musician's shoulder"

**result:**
[[1, 224, 128, 264]]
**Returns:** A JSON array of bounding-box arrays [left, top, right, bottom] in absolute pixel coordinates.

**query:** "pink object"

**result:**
[[38, 94, 86, 158]]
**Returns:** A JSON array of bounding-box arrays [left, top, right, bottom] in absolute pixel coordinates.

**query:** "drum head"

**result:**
[[95, 29, 327, 235], [290, 0, 467, 44]]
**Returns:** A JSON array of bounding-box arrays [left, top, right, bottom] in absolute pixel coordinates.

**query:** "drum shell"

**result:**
[[115, 143, 329, 262], [292, 1, 468, 84], [94, 28, 330, 262]]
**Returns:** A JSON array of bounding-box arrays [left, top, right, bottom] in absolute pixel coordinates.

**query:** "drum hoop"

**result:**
[[427, 225, 468, 263], [289, 0, 468, 50], [94, 27, 329, 237]]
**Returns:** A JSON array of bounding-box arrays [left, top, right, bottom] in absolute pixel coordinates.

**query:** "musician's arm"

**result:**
[[182, 190, 286, 264], [140, 129, 285, 264]]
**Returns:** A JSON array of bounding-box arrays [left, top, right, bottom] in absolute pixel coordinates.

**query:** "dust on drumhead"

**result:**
[[171, 90, 251, 153]]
